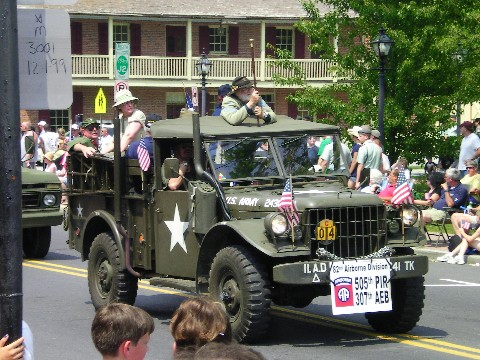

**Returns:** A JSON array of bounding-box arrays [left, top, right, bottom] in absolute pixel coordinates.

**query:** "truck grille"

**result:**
[[22, 192, 40, 208], [305, 205, 387, 258]]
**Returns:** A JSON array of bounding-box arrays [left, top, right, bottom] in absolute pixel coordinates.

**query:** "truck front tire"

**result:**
[[88, 232, 138, 309], [209, 245, 271, 343], [365, 276, 425, 333], [23, 227, 51, 259]]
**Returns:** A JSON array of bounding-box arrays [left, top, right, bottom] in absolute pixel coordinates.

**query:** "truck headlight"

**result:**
[[264, 213, 289, 237], [43, 193, 57, 206], [402, 207, 418, 226]]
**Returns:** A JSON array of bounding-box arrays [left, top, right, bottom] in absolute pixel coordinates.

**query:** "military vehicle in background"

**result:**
[[66, 114, 428, 342], [22, 167, 63, 258]]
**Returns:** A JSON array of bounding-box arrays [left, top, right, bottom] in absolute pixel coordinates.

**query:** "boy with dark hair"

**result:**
[[91, 303, 155, 360]]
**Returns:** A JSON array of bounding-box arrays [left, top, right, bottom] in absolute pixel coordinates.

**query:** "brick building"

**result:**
[[21, 0, 343, 130]]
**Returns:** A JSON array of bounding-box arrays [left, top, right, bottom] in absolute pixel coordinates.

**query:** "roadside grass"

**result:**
[[425, 223, 454, 236]]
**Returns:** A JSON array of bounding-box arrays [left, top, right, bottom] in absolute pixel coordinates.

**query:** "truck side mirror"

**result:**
[[24, 135, 35, 155], [163, 158, 179, 179]]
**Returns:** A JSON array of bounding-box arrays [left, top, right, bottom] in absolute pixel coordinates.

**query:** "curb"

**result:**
[[414, 246, 480, 266]]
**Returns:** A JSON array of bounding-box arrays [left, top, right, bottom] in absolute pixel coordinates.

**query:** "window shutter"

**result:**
[[199, 26, 210, 54], [295, 29, 305, 59], [71, 92, 84, 124], [98, 23, 108, 55], [130, 23, 141, 56], [265, 27, 276, 57], [287, 102, 297, 119], [38, 110, 50, 123], [228, 26, 239, 55], [71, 22, 83, 54]]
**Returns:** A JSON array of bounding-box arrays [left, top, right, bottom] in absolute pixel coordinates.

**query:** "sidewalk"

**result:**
[[414, 235, 480, 266]]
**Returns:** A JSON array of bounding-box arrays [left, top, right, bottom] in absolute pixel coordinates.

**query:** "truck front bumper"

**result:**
[[273, 255, 429, 285], [22, 209, 63, 228]]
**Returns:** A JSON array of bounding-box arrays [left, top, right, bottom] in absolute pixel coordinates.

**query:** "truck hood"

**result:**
[[224, 183, 383, 212], [22, 167, 60, 185]]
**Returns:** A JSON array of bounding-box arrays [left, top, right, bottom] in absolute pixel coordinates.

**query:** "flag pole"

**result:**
[[249, 38, 260, 127], [400, 204, 405, 242], [290, 174, 295, 246]]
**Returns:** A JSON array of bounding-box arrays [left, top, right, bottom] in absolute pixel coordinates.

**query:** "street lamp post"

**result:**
[[196, 50, 212, 116], [370, 28, 394, 145], [452, 42, 466, 136]]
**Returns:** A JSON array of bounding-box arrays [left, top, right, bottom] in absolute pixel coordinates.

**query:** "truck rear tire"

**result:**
[[365, 276, 425, 333], [23, 227, 51, 259], [209, 245, 271, 343], [88, 232, 138, 309]]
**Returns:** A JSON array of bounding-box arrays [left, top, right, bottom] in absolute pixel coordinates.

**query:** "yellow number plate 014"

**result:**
[[316, 219, 337, 241]]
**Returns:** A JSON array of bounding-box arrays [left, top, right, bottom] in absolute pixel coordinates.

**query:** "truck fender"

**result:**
[[196, 219, 277, 293], [81, 210, 125, 269]]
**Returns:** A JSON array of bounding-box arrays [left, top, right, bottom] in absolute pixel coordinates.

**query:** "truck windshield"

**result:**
[[206, 133, 345, 181], [275, 133, 346, 175], [206, 139, 280, 181]]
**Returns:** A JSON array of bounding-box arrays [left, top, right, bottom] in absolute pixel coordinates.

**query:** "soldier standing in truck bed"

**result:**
[[220, 76, 276, 126], [101, 89, 146, 154], [67, 118, 100, 158]]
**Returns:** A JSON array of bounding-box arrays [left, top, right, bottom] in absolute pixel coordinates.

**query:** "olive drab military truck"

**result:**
[[66, 114, 428, 342], [22, 167, 63, 258]]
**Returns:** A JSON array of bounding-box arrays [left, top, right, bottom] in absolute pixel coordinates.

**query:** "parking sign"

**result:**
[[115, 43, 130, 80]]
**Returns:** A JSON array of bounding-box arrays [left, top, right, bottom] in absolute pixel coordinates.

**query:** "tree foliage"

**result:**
[[271, 0, 480, 163]]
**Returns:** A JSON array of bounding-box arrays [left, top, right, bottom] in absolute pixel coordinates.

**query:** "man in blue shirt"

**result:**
[[421, 168, 468, 226], [212, 84, 231, 116]]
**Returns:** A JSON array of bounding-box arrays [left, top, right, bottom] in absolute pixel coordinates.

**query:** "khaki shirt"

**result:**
[[220, 95, 276, 126]]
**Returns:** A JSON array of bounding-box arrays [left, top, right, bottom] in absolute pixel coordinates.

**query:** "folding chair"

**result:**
[[425, 185, 470, 247], [425, 208, 455, 246]]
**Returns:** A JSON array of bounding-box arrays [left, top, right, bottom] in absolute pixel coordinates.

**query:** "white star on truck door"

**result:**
[[165, 204, 189, 253]]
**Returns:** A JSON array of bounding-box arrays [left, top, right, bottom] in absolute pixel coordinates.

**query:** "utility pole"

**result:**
[[0, 0, 23, 342]]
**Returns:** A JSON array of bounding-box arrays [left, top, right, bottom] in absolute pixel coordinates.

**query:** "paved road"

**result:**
[[22, 226, 480, 360]]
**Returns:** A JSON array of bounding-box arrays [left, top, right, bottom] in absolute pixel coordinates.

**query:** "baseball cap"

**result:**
[[358, 125, 372, 135], [460, 121, 474, 131], [371, 129, 381, 138], [71, 124, 79, 130], [81, 118, 100, 128], [218, 84, 231, 97], [38, 120, 47, 126]]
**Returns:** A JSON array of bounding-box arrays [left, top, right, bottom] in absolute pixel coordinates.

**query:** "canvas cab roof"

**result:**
[[149, 115, 339, 139]]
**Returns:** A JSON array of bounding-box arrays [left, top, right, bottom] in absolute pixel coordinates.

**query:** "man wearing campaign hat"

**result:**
[[458, 121, 480, 178], [102, 89, 146, 154], [355, 125, 382, 189], [212, 84, 231, 116], [67, 118, 100, 158], [220, 76, 276, 125]]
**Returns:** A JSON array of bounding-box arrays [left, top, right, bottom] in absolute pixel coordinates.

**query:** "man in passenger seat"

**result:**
[[162, 142, 194, 190]]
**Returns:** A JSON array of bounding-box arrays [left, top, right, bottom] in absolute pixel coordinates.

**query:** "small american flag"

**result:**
[[185, 91, 195, 111], [59, 151, 68, 168], [278, 179, 300, 226], [137, 137, 151, 172], [391, 168, 413, 205], [461, 220, 471, 231]]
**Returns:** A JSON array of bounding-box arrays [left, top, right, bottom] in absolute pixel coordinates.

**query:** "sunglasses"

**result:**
[[85, 125, 99, 131], [466, 166, 475, 169]]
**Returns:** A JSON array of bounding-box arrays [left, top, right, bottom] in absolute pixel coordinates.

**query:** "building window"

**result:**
[[296, 109, 311, 120], [262, 94, 275, 111], [276, 28, 293, 53], [49, 110, 69, 132], [209, 27, 227, 53], [113, 24, 129, 52]]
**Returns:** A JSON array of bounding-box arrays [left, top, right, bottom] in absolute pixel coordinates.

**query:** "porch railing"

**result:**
[[72, 55, 338, 83]]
